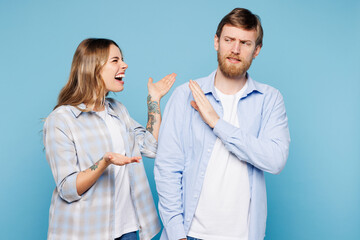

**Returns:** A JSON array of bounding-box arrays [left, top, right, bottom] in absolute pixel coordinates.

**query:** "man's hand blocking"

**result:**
[[189, 79, 220, 128]]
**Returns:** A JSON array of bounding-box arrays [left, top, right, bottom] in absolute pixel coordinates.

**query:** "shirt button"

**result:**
[[187, 218, 191, 222], [207, 148, 211, 152]]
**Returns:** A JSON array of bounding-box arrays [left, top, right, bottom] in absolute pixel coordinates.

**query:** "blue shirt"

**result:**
[[43, 98, 160, 240], [154, 71, 290, 240]]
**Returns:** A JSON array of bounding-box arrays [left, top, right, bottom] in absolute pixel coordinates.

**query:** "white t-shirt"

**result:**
[[97, 110, 139, 238], [188, 82, 250, 240]]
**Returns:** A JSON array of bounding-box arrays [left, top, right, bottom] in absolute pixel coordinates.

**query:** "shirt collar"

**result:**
[[70, 103, 85, 118], [106, 99, 119, 118], [70, 99, 119, 118], [244, 73, 263, 98], [202, 70, 263, 100]]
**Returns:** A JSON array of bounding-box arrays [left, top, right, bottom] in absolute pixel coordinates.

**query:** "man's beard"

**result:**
[[217, 51, 252, 79]]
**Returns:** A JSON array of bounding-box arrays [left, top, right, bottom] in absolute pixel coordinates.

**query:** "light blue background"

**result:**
[[0, 0, 359, 239]]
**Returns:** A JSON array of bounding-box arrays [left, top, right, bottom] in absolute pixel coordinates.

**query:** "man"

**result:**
[[154, 8, 290, 240]]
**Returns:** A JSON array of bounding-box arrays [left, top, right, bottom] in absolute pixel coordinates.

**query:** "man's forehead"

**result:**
[[221, 24, 258, 40]]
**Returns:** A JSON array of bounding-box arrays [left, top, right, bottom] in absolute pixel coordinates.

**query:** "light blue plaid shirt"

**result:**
[[155, 71, 290, 240], [43, 98, 160, 240]]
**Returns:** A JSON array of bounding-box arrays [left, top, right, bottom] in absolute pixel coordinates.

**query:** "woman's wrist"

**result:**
[[102, 154, 112, 166], [147, 93, 161, 102], [147, 95, 160, 113]]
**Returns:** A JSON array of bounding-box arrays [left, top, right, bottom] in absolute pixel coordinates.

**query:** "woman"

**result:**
[[43, 38, 176, 240]]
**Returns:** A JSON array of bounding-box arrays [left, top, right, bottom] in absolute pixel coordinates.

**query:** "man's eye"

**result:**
[[112, 60, 118, 63]]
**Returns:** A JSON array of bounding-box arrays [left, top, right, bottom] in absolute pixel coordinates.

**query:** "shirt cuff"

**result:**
[[59, 172, 82, 203], [165, 221, 186, 240]]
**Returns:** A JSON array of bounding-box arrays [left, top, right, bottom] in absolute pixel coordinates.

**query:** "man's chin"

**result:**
[[220, 66, 246, 79]]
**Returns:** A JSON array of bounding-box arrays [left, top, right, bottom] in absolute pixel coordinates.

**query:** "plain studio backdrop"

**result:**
[[0, 0, 359, 239]]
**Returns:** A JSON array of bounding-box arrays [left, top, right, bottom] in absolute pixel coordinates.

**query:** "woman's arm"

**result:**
[[76, 153, 141, 195], [146, 73, 176, 140], [44, 116, 141, 200]]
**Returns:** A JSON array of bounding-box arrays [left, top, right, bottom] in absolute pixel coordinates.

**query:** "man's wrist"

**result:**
[[209, 116, 220, 128]]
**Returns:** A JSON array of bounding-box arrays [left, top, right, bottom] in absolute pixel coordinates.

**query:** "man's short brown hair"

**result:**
[[216, 8, 263, 47]]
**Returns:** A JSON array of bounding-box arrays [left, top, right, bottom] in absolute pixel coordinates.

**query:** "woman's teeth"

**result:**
[[115, 74, 125, 80]]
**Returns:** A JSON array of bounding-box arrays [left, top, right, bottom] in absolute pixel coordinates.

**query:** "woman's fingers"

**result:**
[[148, 73, 176, 99], [122, 155, 141, 165], [164, 73, 176, 89], [106, 153, 141, 166], [147, 77, 153, 87], [167, 74, 176, 86], [130, 156, 142, 162], [161, 73, 176, 84], [163, 73, 176, 90]]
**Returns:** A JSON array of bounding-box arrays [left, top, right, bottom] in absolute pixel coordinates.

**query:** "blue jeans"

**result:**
[[115, 231, 137, 240], [187, 237, 202, 240]]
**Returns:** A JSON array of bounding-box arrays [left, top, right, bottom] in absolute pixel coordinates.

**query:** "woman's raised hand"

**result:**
[[147, 73, 176, 100]]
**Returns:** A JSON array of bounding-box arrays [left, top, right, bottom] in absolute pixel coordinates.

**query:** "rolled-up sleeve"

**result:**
[[43, 115, 81, 203], [132, 118, 158, 158]]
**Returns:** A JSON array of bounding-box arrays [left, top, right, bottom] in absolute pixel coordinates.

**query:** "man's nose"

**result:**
[[232, 41, 241, 54]]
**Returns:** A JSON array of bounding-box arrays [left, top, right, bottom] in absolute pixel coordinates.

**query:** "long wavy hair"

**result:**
[[54, 38, 121, 111]]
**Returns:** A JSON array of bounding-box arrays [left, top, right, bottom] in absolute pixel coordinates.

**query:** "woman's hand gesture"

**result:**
[[147, 73, 176, 100], [103, 152, 141, 166]]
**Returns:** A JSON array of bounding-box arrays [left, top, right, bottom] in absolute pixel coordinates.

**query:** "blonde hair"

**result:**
[[54, 38, 121, 111]]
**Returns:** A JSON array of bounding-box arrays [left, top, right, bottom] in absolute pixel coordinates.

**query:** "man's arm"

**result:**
[[189, 80, 290, 174], [154, 87, 188, 240]]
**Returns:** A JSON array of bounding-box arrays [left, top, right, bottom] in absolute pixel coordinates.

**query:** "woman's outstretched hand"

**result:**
[[76, 152, 141, 195], [103, 152, 141, 166], [147, 73, 176, 100]]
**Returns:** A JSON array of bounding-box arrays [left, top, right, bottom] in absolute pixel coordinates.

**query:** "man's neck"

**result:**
[[214, 67, 247, 95]]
